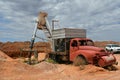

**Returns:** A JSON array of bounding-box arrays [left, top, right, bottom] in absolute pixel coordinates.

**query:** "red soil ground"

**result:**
[[0, 50, 120, 80], [0, 41, 120, 80]]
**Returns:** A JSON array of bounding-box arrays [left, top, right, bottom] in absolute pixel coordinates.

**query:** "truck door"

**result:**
[[70, 40, 79, 54], [70, 40, 79, 61]]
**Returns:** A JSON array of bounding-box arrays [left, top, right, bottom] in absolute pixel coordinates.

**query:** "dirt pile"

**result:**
[[34, 61, 58, 72], [0, 41, 51, 58], [81, 65, 107, 74], [0, 50, 13, 61], [0, 52, 120, 80], [0, 58, 36, 80]]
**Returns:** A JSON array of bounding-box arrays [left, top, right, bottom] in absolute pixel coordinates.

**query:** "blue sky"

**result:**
[[0, 0, 120, 42]]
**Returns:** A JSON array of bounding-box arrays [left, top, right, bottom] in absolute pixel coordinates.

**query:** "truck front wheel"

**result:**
[[73, 56, 87, 66]]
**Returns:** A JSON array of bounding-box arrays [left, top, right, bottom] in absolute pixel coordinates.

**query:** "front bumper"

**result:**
[[98, 54, 116, 67]]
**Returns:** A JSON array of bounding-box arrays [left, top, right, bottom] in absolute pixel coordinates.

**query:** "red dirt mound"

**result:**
[[0, 59, 36, 80], [0, 54, 120, 80], [80, 65, 107, 74], [0, 41, 51, 58], [0, 50, 13, 61]]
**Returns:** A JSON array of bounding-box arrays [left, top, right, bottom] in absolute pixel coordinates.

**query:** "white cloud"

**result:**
[[0, 0, 120, 42]]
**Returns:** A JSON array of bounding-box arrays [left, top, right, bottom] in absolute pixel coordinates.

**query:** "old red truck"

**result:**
[[48, 28, 117, 68], [69, 38, 116, 67]]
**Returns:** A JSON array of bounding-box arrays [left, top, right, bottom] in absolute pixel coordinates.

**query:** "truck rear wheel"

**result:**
[[73, 56, 87, 66]]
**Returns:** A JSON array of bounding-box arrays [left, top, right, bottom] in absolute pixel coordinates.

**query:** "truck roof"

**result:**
[[71, 38, 92, 41]]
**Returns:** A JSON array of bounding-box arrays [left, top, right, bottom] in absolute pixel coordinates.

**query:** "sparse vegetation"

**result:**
[[46, 58, 57, 64]]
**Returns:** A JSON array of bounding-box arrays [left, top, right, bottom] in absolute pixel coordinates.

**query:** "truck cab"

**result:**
[[69, 38, 116, 67]]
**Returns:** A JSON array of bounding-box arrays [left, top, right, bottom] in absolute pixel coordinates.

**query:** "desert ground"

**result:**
[[0, 41, 120, 80]]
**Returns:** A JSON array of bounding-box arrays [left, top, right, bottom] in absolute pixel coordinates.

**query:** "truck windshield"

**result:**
[[79, 40, 94, 46]]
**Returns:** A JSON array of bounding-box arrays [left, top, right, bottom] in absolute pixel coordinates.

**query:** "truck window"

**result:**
[[87, 40, 94, 46], [79, 40, 87, 46], [78, 40, 94, 46], [71, 40, 77, 47]]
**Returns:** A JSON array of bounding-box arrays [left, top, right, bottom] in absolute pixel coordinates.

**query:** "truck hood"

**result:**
[[79, 46, 105, 52]]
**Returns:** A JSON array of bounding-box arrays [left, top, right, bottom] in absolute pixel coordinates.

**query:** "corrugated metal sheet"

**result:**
[[52, 28, 86, 39]]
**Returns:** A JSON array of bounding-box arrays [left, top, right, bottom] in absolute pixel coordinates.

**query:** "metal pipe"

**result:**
[[28, 21, 38, 64], [29, 22, 38, 49], [52, 20, 59, 30]]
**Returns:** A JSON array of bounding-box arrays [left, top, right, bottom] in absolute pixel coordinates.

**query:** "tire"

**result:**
[[73, 56, 87, 66], [110, 49, 114, 53]]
